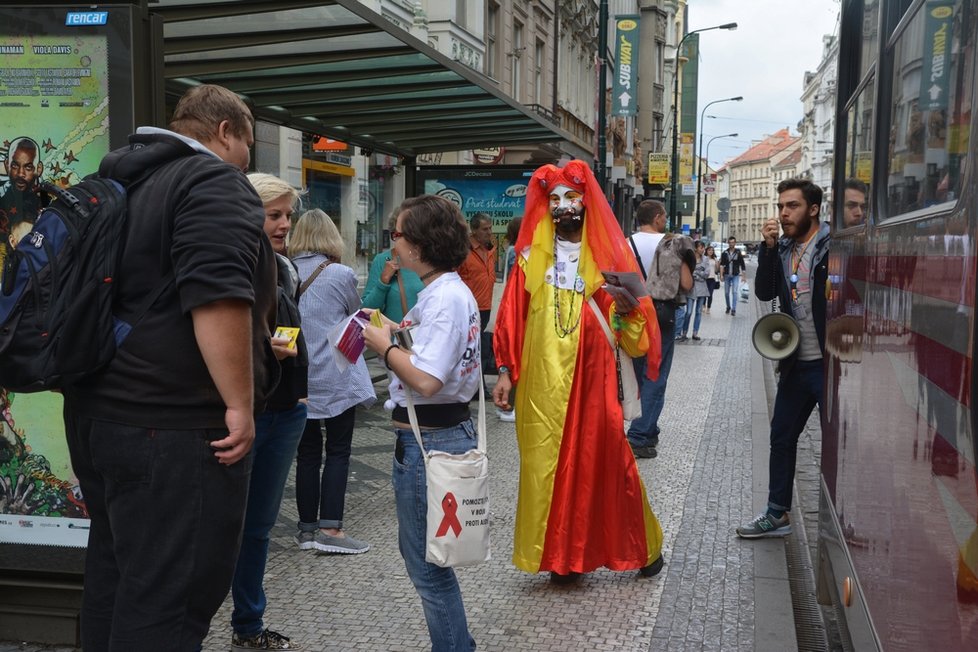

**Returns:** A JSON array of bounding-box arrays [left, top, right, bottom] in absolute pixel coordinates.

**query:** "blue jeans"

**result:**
[[64, 411, 251, 652], [296, 406, 357, 531], [231, 402, 308, 637], [627, 302, 676, 449], [768, 359, 823, 512], [393, 420, 477, 652], [681, 296, 706, 336], [724, 276, 741, 312]]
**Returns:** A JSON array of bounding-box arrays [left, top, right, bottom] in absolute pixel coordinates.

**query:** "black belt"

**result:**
[[392, 402, 470, 428]]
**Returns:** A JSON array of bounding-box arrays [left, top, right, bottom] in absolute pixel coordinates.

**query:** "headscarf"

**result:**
[[516, 159, 661, 378]]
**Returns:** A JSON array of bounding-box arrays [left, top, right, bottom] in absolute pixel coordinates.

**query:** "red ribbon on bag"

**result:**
[[435, 492, 463, 538]]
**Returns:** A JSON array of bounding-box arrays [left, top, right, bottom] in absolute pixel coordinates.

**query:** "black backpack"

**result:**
[[0, 177, 138, 391]]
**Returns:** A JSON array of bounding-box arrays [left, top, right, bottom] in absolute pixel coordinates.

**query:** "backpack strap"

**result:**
[[298, 259, 332, 296], [628, 236, 647, 281]]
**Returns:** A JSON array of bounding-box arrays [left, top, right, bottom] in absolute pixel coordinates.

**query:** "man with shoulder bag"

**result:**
[[627, 206, 695, 459]]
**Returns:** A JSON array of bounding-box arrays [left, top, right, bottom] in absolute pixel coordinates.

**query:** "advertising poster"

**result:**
[[417, 166, 533, 248], [0, 27, 110, 548], [647, 152, 670, 185]]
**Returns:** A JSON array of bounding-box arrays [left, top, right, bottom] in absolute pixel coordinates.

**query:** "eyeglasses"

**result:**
[[390, 230, 404, 241]]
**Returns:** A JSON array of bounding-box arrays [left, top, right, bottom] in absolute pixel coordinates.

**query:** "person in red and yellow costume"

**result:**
[[491, 160, 665, 582]]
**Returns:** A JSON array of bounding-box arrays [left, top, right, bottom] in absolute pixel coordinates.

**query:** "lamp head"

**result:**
[[720, 22, 738, 30]]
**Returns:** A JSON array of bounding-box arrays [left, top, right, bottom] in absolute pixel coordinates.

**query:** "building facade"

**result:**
[[724, 128, 800, 242]]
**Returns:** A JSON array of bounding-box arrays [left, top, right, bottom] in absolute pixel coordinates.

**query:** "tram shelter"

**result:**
[[0, 0, 570, 645]]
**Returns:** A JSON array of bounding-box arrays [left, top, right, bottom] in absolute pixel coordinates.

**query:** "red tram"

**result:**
[[818, 0, 978, 648]]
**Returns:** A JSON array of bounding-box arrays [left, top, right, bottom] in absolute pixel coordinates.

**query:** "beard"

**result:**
[[552, 205, 584, 235], [783, 213, 814, 239]]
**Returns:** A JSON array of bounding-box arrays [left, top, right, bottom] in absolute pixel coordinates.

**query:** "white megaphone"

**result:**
[[751, 312, 800, 360]]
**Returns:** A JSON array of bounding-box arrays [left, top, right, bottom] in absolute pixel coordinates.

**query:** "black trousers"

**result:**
[[65, 408, 252, 651]]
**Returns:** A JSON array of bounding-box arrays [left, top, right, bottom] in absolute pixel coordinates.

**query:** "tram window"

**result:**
[[860, 0, 881, 80], [884, 0, 975, 218], [841, 76, 875, 228]]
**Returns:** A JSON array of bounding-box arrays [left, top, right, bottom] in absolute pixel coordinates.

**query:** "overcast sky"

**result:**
[[686, 0, 841, 168]]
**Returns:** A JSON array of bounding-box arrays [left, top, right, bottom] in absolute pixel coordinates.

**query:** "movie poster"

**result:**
[[0, 31, 109, 547]]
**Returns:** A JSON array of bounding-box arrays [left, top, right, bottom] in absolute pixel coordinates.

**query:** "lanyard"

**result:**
[[789, 231, 817, 302]]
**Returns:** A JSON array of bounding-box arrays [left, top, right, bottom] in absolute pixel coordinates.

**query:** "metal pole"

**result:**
[[596, 0, 609, 191], [695, 96, 742, 233], [704, 132, 737, 239], [667, 23, 737, 230]]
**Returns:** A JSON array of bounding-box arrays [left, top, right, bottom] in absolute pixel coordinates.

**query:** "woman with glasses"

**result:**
[[363, 195, 480, 651]]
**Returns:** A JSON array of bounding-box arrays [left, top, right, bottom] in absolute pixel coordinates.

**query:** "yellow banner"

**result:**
[[647, 153, 670, 185]]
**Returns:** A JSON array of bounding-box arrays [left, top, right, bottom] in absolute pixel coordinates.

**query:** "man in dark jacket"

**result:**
[[63, 85, 279, 650], [737, 177, 830, 539], [719, 236, 746, 315]]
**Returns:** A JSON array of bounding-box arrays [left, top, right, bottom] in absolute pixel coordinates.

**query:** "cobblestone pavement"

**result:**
[[4, 265, 819, 651]]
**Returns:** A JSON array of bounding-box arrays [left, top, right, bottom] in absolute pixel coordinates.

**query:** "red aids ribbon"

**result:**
[[435, 492, 463, 538]]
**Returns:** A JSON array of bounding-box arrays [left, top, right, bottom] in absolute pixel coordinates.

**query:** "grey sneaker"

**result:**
[[294, 531, 315, 550], [231, 628, 302, 650], [312, 530, 370, 554], [736, 512, 791, 539]]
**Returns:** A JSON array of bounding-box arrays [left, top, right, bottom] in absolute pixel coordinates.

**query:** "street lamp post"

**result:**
[[668, 22, 737, 230], [695, 96, 742, 233], [703, 132, 738, 239]]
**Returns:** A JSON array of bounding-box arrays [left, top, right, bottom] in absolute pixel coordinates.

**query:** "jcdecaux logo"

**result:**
[[66, 11, 108, 26]]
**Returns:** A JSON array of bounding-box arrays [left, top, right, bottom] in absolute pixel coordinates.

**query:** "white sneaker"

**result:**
[[496, 408, 516, 422]]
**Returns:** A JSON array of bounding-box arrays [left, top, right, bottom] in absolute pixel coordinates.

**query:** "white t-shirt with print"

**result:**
[[389, 272, 482, 407]]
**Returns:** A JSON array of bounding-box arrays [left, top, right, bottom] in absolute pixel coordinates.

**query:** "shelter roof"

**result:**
[[153, 0, 572, 157]]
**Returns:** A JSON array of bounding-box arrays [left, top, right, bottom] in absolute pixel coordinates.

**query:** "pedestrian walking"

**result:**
[[291, 209, 375, 555], [720, 236, 746, 316], [704, 244, 719, 313], [679, 241, 710, 340]]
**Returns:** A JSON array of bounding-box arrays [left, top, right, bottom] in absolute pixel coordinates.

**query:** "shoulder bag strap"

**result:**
[[628, 236, 647, 281], [298, 259, 331, 296], [587, 298, 625, 403]]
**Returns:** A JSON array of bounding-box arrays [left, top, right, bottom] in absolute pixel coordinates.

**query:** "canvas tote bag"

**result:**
[[403, 381, 490, 568]]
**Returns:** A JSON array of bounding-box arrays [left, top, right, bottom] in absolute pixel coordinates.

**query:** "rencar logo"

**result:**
[[617, 19, 638, 31], [66, 11, 108, 26]]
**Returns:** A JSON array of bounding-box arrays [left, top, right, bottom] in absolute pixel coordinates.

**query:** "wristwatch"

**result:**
[[497, 365, 510, 375]]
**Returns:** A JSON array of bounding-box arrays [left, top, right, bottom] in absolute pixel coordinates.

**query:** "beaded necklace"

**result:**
[[552, 234, 584, 337]]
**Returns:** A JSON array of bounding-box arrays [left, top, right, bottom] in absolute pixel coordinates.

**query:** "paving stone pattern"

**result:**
[[4, 270, 811, 652]]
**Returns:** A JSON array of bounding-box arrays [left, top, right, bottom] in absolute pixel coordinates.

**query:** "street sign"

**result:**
[[717, 197, 731, 210], [704, 172, 717, 194], [612, 16, 640, 116]]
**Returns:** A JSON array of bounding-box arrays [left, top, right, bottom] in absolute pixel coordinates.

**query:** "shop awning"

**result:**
[[153, 0, 573, 157]]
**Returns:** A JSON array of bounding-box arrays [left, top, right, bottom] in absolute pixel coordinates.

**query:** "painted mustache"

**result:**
[[552, 206, 583, 220]]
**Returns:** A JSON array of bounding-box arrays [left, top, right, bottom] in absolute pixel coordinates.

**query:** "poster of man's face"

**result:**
[[0, 137, 46, 229]]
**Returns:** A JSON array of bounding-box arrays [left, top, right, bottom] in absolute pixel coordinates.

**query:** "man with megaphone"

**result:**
[[736, 178, 830, 539]]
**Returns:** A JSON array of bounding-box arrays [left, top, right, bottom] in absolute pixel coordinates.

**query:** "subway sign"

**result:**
[[66, 11, 108, 26]]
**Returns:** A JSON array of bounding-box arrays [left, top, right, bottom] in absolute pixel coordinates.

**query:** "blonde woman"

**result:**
[[290, 209, 375, 554]]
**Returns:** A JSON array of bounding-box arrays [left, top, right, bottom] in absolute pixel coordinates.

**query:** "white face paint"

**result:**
[[548, 184, 584, 222]]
